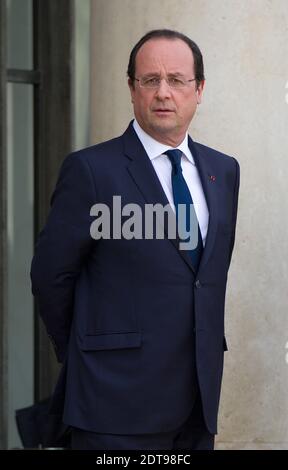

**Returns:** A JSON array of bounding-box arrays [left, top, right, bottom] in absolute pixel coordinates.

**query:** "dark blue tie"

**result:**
[[165, 149, 203, 271]]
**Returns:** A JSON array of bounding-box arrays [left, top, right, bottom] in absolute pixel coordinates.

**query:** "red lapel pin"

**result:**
[[209, 175, 216, 182]]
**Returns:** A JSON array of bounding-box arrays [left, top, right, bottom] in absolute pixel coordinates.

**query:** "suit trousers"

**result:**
[[70, 392, 214, 450]]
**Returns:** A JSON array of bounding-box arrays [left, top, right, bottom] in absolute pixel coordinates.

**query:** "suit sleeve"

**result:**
[[228, 157, 240, 267], [30, 153, 97, 362]]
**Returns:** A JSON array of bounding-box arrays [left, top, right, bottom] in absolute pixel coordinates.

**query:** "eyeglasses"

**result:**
[[134, 76, 197, 89]]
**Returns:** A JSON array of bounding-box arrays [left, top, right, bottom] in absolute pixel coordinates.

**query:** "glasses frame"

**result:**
[[134, 76, 197, 89]]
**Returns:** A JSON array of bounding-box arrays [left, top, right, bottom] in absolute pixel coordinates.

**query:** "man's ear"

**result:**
[[128, 78, 135, 91], [128, 78, 135, 103], [196, 80, 205, 104]]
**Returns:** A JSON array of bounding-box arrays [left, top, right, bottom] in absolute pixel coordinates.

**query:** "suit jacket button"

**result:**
[[195, 280, 202, 288]]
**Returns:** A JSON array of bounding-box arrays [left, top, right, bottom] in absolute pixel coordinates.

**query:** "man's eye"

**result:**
[[144, 78, 159, 85], [169, 78, 184, 86]]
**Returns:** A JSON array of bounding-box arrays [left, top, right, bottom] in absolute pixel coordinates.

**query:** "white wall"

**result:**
[[89, 0, 288, 449]]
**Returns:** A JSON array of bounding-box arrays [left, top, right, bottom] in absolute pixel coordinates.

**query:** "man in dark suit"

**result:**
[[31, 29, 240, 450]]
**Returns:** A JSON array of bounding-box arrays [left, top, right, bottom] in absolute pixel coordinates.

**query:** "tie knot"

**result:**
[[164, 149, 183, 174]]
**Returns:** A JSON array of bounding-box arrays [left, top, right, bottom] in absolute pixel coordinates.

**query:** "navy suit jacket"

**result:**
[[31, 121, 240, 435]]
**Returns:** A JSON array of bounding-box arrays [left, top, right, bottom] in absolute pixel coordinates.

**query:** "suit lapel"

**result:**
[[123, 123, 196, 273], [188, 137, 219, 274]]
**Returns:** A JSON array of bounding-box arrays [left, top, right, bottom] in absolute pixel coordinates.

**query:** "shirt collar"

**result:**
[[133, 119, 195, 165]]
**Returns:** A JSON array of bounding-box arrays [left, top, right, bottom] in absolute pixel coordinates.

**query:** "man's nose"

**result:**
[[155, 78, 172, 99]]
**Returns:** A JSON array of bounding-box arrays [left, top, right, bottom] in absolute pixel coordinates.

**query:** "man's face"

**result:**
[[129, 38, 205, 146]]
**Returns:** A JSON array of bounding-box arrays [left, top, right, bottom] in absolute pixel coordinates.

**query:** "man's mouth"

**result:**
[[152, 109, 175, 114]]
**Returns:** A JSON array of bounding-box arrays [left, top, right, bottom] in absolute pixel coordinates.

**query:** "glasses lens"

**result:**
[[168, 77, 186, 88], [141, 77, 160, 88]]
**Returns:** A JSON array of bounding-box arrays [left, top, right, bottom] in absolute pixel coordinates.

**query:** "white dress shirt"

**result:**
[[133, 119, 209, 246]]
